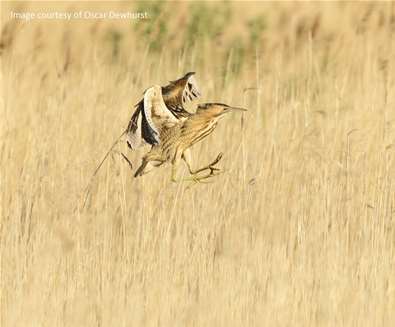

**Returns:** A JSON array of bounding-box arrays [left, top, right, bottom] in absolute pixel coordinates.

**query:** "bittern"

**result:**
[[134, 102, 247, 182], [127, 71, 201, 149], [82, 73, 201, 202]]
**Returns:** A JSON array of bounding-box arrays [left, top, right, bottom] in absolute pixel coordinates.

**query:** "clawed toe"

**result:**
[[209, 166, 221, 174], [211, 152, 223, 166], [190, 168, 223, 183]]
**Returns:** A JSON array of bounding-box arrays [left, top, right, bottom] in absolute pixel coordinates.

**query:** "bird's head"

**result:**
[[196, 103, 247, 117]]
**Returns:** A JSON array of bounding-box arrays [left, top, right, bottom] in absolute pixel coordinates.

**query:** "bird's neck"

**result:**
[[185, 113, 219, 148]]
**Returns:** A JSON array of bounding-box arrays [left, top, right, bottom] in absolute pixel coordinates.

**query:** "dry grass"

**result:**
[[1, 1, 395, 326]]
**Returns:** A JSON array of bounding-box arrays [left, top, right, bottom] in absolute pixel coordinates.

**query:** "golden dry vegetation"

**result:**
[[1, 1, 395, 326]]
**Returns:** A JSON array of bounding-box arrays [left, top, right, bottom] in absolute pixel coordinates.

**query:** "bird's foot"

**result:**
[[208, 165, 221, 176], [172, 152, 224, 184], [190, 152, 224, 175], [188, 167, 223, 184], [188, 153, 224, 183]]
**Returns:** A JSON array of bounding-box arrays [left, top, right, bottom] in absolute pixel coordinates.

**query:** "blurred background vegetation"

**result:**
[[2, 1, 393, 90], [5, 1, 390, 87], [3, 1, 392, 91], [1, 2, 395, 326]]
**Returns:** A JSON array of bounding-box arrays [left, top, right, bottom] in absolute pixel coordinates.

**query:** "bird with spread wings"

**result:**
[[81, 72, 201, 209]]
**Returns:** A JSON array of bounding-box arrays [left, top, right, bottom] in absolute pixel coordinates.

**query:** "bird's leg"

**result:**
[[194, 152, 223, 175], [181, 149, 195, 174], [180, 151, 223, 183], [187, 152, 223, 175], [171, 164, 179, 183], [170, 153, 184, 183], [171, 152, 206, 183], [182, 150, 223, 175], [180, 168, 224, 184]]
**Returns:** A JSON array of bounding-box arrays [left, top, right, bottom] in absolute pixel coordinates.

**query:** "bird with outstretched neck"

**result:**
[[135, 102, 247, 182]]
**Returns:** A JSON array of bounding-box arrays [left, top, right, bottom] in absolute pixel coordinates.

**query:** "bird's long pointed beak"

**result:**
[[228, 106, 247, 112]]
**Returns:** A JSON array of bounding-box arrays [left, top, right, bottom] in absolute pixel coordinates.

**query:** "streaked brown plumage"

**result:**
[[82, 73, 201, 208], [135, 103, 247, 182], [82, 73, 200, 209]]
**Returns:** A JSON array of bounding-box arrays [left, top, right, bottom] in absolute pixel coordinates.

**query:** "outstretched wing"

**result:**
[[126, 72, 202, 149], [142, 85, 178, 145], [162, 72, 201, 118], [127, 86, 175, 149]]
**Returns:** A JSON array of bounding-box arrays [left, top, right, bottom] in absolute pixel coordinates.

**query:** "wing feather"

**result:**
[[141, 85, 178, 145], [182, 74, 201, 106], [126, 102, 146, 149], [126, 73, 201, 149], [162, 72, 201, 118]]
